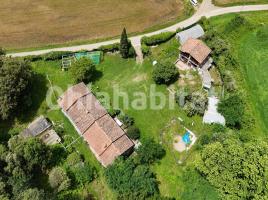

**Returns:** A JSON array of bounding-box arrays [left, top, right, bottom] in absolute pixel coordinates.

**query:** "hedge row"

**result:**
[[98, 43, 120, 53], [23, 42, 121, 62], [141, 32, 176, 46]]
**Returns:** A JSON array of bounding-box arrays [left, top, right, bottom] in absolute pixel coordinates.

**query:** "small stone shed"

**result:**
[[21, 116, 61, 145]]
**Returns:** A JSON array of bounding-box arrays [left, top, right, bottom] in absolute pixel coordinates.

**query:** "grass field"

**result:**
[[237, 27, 268, 133], [209, 12, 268, 136], [0, 0, 187, 50], [213, 0, 268, 6]]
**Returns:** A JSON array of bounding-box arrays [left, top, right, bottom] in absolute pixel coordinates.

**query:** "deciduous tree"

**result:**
[[0, 58, 33, 119], [70, 57, 96, 83], [196, 139, 268, 199]]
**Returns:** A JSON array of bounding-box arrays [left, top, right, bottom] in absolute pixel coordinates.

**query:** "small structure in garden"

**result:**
[[203, 96, 225, 125], [176, 24, 205, 44], [58, 82, 134, 167], [62, 54, 74, 71], [173, 128, 197, 152], [21, 116, 61, 145], [61, 51, 102, 70], [74, 51, 102, 65], [179, 38, 212, 68]]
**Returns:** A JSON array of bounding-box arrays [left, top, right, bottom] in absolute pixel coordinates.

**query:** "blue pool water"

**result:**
[[182, 131, 191, 144]]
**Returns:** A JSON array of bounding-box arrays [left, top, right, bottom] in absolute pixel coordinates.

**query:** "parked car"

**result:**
[[190, 0, 198, 6]]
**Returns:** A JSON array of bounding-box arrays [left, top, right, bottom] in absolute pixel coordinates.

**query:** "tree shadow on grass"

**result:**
[[0, 73, 48, 143], [91, 69, 103, 83], [17, 73, 48, 123]]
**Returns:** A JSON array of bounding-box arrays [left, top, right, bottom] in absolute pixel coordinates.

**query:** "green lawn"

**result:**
[[22, 38, 217, 199]]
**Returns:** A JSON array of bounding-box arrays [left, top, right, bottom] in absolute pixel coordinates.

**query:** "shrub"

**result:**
[[23, 55, 43, 62], [218, 95, 244, 129], [66, 152, 82, 167], [0, 47, 5, 56], [136, 138, 165, 164], [72, 163, 95, 185], [152, 60, 178, 85], [108, 108, 121, 117], [141, 45, 151, 57], [141, 32, 176, 46], [183, 91, 208, 117], [126, 126, 140, 140], [98, 43, 120, 53], [69, 57, 96, 83], [42, 51, 71, 61], [225, 15, 247, 33], [120, 114, 135, 127], [176, 27, 182, 33], [49, 167, 71, 192], [198, 17, 210, 31]]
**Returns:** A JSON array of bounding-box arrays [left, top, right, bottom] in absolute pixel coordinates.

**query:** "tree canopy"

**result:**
[[0, 58, 33, 119], [136, 138, 165, 164], [0, 137, 52, 198], [152, 61, 178, 84], [105, 158, 159, 199], [70, 57, 96, 83], [218, 95, 244, 128], [196, 138, 268, 199]]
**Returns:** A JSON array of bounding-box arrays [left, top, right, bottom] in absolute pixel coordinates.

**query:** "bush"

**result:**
[[198, 17, 210, 31], [141, 45, 151, 57], [69, 57, 96, 83], [152, 61, 178, 85], [225, 15, 247, 33], [0, 47, 5, 56], [136, 138, 165, 164], [72, 163, 95, 185], [98, 43, 120, 53], [218, 95, 244, 129], [42, 51, 71, 61], [120, 114, 134, 127], [66, 152, 82, 167], [183, 91, 208, 117], [23, 55, 43, 62], [108, 108, 121, 117], [48, 167, 71, 192], [141, 32, 176, 46], [126, 126, 140, 140]]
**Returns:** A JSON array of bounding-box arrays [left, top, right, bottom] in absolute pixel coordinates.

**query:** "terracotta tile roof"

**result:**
[[180, 38, 211, 64], [58, 83, 134, 167], [58, 82, 90, 111]]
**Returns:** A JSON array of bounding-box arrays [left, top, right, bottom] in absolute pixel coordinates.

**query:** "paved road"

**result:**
[[7, 0, 268, 57]]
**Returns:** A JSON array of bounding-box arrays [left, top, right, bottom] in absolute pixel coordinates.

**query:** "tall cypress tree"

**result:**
[[120, 28, 129, 58]]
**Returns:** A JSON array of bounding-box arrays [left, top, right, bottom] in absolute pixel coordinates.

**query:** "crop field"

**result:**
[[0, 0, 185, 50], [213, 0, 268, 6]]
